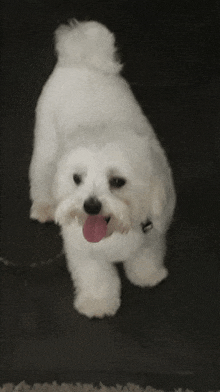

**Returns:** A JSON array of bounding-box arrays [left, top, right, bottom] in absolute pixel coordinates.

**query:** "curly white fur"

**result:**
[[29, 20, 176, 318]]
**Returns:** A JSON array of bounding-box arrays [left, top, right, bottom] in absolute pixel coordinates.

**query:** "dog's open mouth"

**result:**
[[83, 215, 111, 243]]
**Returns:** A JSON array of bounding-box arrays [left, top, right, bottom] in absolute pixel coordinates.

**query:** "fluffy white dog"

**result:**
[[29, 20, 176, 318]]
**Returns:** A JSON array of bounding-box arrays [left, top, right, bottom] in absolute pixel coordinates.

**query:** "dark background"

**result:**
[[1, 0, 220, 390]]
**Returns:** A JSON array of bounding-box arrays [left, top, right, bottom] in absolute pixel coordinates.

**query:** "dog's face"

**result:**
[[53, 136, 153, 237]]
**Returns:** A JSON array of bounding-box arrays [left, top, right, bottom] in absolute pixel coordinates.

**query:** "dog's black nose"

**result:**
[[84, 197, 102, 215]]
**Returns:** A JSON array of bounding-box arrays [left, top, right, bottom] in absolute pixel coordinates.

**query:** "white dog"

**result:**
[[29, 20, 176, 318]]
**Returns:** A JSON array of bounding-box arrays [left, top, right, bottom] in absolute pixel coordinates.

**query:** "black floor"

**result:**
[[1, 1, 220, 391]]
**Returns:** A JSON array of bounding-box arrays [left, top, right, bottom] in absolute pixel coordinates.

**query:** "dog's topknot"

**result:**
[[55, 20, 123, 74]]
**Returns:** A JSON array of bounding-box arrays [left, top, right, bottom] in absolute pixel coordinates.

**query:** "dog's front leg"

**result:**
[[66, 251, 121, 318], [124, 229, 168, 287]]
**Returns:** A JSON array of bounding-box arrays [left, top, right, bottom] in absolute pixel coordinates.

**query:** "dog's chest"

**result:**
[[90, 231, 145, 261], [63, 223, 145, 262]]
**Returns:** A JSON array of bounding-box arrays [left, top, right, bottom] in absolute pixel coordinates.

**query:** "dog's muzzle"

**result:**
[[83, 197, 102, 215]]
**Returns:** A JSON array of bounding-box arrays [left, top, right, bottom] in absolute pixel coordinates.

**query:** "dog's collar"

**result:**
[[141, 219, 153, 233]]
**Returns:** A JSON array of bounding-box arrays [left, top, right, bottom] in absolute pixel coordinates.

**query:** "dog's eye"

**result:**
[[73, 174, 82, 185], [109, 177, 126, 189]]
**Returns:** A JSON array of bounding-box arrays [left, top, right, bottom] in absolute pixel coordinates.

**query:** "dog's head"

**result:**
[[53, 127, 175, 240]]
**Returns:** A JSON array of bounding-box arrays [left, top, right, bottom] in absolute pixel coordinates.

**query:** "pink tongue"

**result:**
[[83, 215, 107, 243]]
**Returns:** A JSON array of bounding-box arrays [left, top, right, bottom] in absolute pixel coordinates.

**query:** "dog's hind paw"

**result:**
[[30, 202, 54, 223]]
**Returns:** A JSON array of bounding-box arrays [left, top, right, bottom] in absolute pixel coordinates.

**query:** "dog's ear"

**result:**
[[147, 139, 176, 230]]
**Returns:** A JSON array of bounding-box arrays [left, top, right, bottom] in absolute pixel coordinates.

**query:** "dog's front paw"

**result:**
[[125, 256, 168, 288], [74, 293, 121, 318], [142, 267, 168, 287], [30, 202, 54, 223]]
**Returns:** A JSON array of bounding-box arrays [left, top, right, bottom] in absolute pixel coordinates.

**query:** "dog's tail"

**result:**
[[54, 20, 122, 74]]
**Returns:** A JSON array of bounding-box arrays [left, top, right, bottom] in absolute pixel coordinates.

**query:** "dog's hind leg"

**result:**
[[29, 104, 58, 222]]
